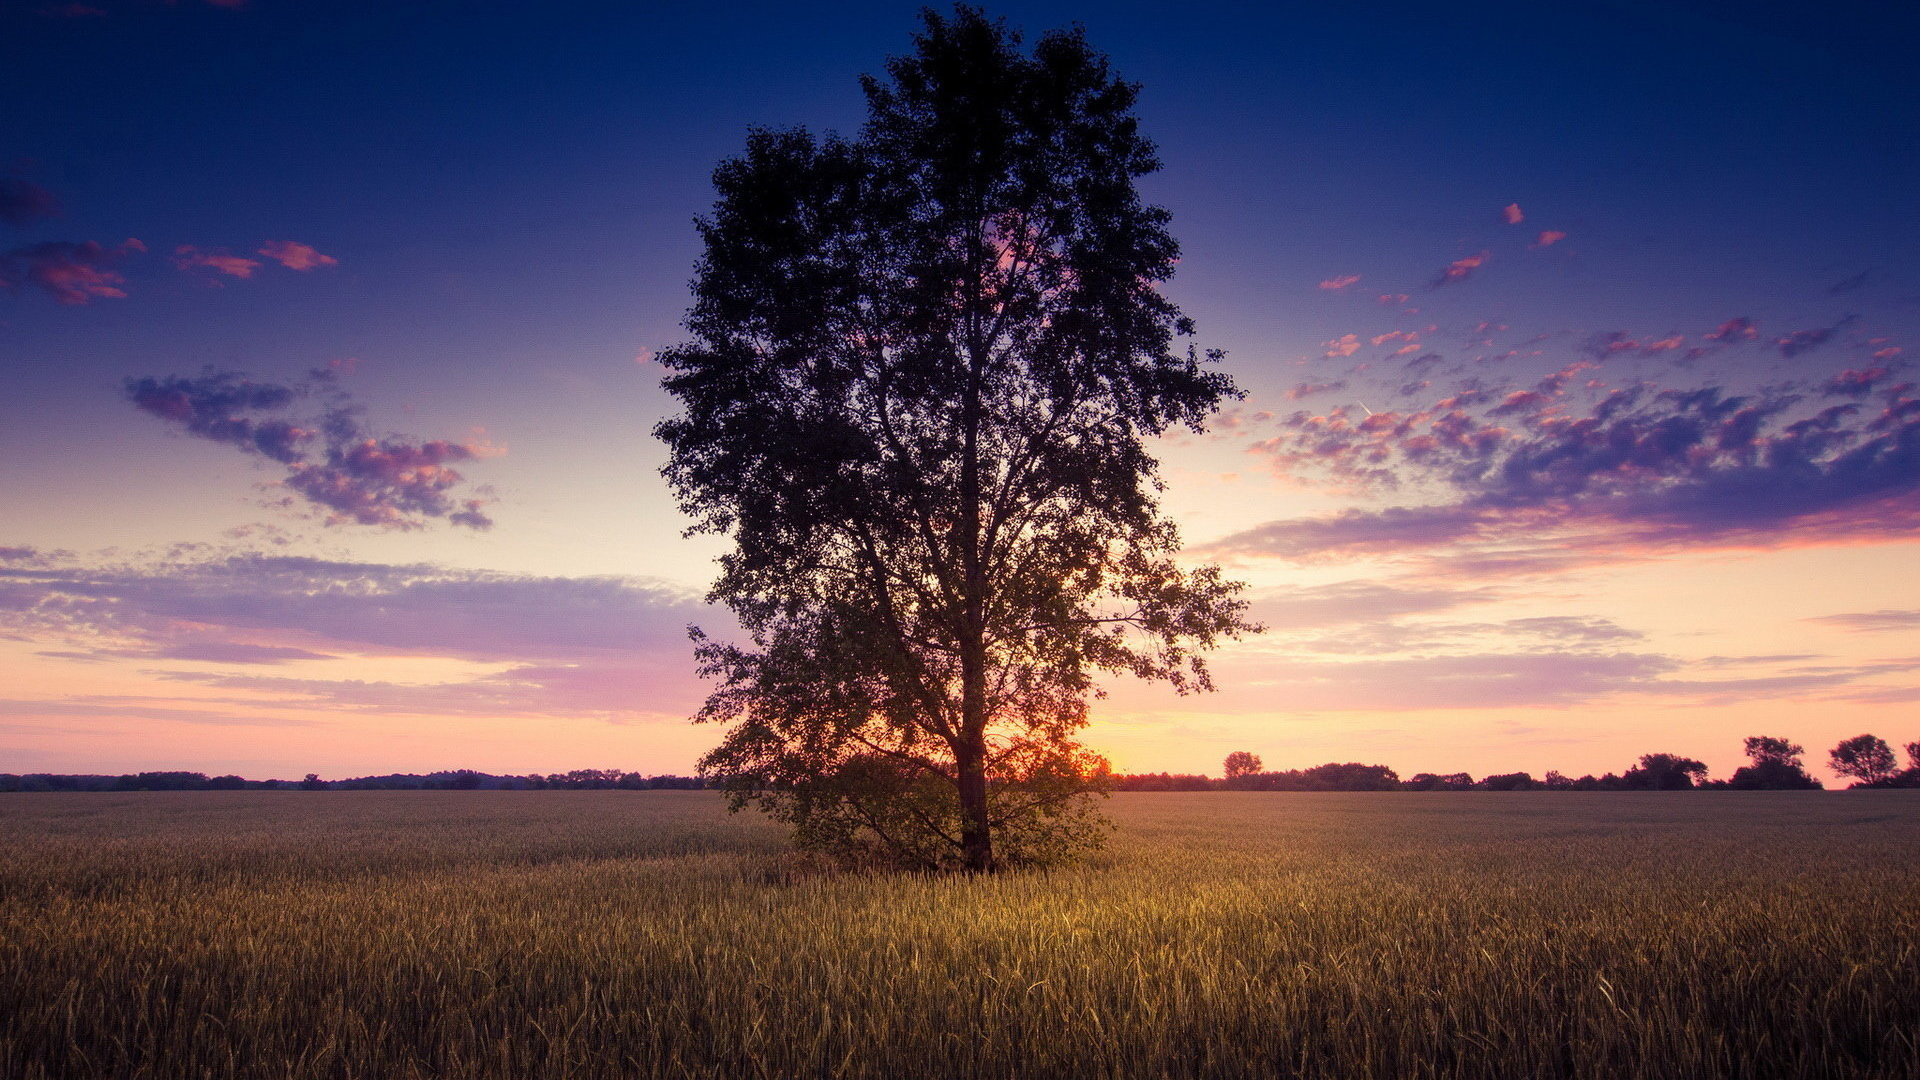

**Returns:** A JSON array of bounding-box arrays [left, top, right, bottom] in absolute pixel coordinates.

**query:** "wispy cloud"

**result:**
[[1778, 316, 1854, 359], [1323, 333, 1362, 358], [126, 368, 499, 530], [257, 240, 338, 271], [1805, 609, 1920, 633], [1706, 316, 1758, 342], [1531, 230, 1567, 249], [1285, 379, 1347, 401], [1, 238, 144, 305], [1318, 273, 1361, 291], [0, 551, 718, 722], [1214, 357, 1920, 569], [1434, 251, 1488, 288], [172, 245, 261, 279], [1502, 203, 1524, 225]]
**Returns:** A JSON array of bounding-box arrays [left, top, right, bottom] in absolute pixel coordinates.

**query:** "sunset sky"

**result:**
[[3, 0, 1916, 783]]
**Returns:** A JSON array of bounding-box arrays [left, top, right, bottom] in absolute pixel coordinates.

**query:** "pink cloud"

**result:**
[[1223, 366, 1920, 572], [1318, 274, 1361, 291], [1371, 330, 1418, 346], [1872, 347, 1902, 360], [1824, 368, 1891, 397], [128, 368, 500, 530], [1323, 333, 1362, 358], [1706, 317, 1758, 342], [1778, 318, 1853, 359], [1377, 293, 1410, 306], [1434, 252, 1488, 287], [1502, 203, 1524, 225], [257, 240, 338, 271], [1587, 332, 1688, 359], [1286, 380, 1348, 401], [173, 245, 262, 279], [1531, 230, 1567, 248], [1, 238, 144, 305]]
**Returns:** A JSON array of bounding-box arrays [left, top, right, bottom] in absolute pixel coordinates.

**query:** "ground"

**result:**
[[2, 790, 1915, 1078]]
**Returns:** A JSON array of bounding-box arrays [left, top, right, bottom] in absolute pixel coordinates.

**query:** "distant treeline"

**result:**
[[0, 769, 707, 793], [1120, 735, 1920, 792], [8, 735, 1917, 794]]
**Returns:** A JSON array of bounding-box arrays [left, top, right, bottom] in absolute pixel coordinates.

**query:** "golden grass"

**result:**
[[2, 791, 1916, 1078]]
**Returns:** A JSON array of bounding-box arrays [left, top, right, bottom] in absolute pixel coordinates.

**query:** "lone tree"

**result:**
[[1828, 734, 1898, 787], [658, 7, 1255, 872], [1222, 751, 1262, 781], [1727, 735, 1821, 790]]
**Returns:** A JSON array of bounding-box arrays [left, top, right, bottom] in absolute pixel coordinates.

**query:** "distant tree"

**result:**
[[1222, 751, 1262, 781], [1898, 741, 1920, 789], [1405, 772, 1474, 791], [1303, 762, 1400, 791], [1623, 753, 1708, 790], [1543, 770, 1574, 790], [1478, 771, 1539, 791], [298, 773, 326, 791], [1828, 735, 1899, 787], [1743, 736, 1800, 767], [658, 8, 1254, 871], [1727, 735, 1821, 790], [1113, 772, 1215, 791], [206, 774, 247, 790]]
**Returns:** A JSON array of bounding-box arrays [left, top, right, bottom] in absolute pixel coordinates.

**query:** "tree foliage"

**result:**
[[1222, 751, 1262, 780], [1622, 753, 1708, 790], [657, 7, 1255, 871], [1828, 734, 1899, 787], [1727, 735, 1821, 790]]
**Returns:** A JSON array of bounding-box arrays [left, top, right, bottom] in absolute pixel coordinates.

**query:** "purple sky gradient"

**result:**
[[2, 0, 1915, 781]]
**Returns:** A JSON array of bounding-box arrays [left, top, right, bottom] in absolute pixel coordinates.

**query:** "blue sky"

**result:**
[[3, 0, 1916, 780]]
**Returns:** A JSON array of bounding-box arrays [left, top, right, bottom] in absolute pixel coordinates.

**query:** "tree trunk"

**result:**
[[955, 726, 994, 872]]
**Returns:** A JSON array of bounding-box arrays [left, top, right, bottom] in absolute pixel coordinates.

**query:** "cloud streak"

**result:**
[[1434, 251, 1487, 287], [1213, 352, 1920, 568], [1, 238, 144, 305], [126, 369, 499, 530], [0, 551, 719, 723], [173, 245, 261, 279], [257, 240, 338, 271]]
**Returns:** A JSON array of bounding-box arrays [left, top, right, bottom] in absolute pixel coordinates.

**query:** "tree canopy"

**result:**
[[657, 6, 1255, 871], [1829, 734, 1899, 787]]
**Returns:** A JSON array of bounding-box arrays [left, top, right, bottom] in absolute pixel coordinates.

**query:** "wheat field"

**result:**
[[2, 790, 1915, 1078]]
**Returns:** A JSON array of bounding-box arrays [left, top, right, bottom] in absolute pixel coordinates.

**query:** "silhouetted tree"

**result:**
[[298, 773, 326, 791], [1303, 762, 1401, 790], [658, 7, 1254, 871], [1112, 772, 1214, 791], [1898, 741, 1920, 789], [1478, 771, 1539, 791], [1727, 735, 1821, 790], [1623, 753, 1708, 790], [1405, 772, 1474, 791], [1829, 734, 1899, 787], [1222, 752, 1262, 784]]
